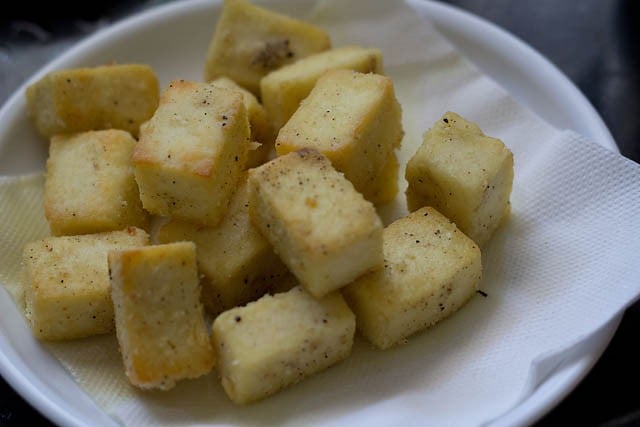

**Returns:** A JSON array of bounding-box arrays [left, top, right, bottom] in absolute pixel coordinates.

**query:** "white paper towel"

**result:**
[[1, 0, 639, 426]]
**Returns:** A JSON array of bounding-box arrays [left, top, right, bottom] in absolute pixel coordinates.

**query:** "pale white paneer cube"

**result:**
[[342, 207, 482, 350], [132, 80, 250, 226], [248, 149, 383, 298], [212, 286, 355, 404], [204, 0, 331, 95], [405, 112, 514, 246], [22, 227, 149, 341], [45, 129, 149, 236], [108, 242, 214, 390], [260, 46, 383, 131], [275, 69, 403, 200], [155, 174, 291, 315]]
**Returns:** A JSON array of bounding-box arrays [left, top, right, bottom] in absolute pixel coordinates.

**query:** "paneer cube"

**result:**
[[132, 80, 249, 226], [260, 46, 383, 131], [45, 129, 149, 236], [248, 149, 383, 298], [342, 207, 482, 350], [211, 77, 272, 167], [363, 151, 399, 206], [275, 69, 403, 200], [405, 112, 514, 246], [108, 242, 214, 390], [155, 174, 291, 315], [204, 0, 331, 95], [212, 286, 355, 404], [21, 227, 149, 341], [26, 64, 159, 137]]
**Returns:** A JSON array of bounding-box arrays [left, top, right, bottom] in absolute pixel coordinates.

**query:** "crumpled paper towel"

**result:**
[[1, 0, 639, 425]]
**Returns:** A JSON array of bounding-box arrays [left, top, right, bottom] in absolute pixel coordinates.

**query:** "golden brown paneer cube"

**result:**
[[155, 174, 291, 315], [22, 227, 149, 341], [212, 286, 355, 404], [260, 46, 383, 131], [342, 207, 482, 350], [26, 64, 159, 137], [211, 77, 272, 167], [248, 149, 383, 298], [275, 69, 403, 200], [405, 112, 514, 246], [204, 0, 331, 95], [108, 242, 214, 390], [132, 80, 249, 226], [44, 129, 149, 236]]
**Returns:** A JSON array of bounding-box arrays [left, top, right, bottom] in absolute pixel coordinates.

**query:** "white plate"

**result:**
[[0, 1, 619, 426]]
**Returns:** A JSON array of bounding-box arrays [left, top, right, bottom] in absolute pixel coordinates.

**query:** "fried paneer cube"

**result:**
[[275, 69, 403, 201], [155, 174, 290, 315], [22, 227, 149, 341], [108, 242, 214, 390], [204, 0, 331, 95], [342, 207, 482, 350], [248, 149, 383, 298], [405, 112, 514, 246], [132, 80, 249, 226], [26, 64, 159, 137], [260, 46, 383, 131], [44, 129, 149, 236], [212, 286, 355, 404], [211, 77, 272, 167]]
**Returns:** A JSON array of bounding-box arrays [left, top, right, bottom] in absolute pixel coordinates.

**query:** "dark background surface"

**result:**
[[1, 1, 639, 426]]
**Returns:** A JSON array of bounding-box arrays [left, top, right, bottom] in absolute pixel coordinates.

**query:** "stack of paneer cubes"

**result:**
[[21, 0, 513, 405]]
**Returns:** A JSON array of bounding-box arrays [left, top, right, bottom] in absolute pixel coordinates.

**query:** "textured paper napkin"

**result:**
[[1, 0, 640, 426]]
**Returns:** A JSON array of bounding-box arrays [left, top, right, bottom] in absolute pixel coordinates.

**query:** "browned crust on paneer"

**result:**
[[204, 0, 331, 95], [22, 227, 149, 341], [109, 242, 214, 390], [26, 64, 159, 137], [248, 149, 383, 297]]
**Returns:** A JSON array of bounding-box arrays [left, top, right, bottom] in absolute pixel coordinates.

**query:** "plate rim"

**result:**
[[417, 2, 619, 424], [0, 0, 620, 426]]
